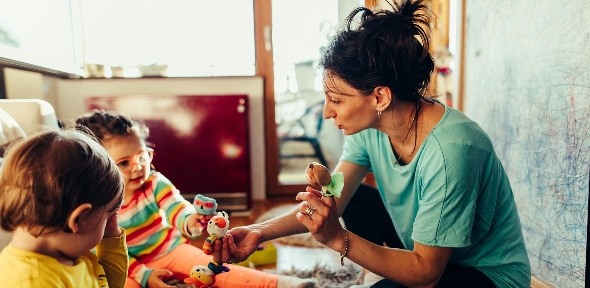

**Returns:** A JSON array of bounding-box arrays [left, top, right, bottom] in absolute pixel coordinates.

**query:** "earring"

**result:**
[[377, 109, 382, 118]]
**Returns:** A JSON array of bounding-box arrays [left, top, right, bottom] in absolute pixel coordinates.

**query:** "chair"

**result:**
[[0, 99, 60, 250], [0, 99, 60, 135], [277, 100, 328, 168]]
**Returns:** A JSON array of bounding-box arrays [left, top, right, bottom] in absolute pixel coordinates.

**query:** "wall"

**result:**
[[3, 70, 267, 201], [463, 1, 590, 287]]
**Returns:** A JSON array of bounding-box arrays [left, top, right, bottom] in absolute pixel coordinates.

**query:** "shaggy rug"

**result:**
[[265, 263, 363, 288], [256, 204, 364, 288], [167, 263, 364, 288]]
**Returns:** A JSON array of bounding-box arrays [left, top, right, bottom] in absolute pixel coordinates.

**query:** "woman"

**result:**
[[221, 1, 530, 287]]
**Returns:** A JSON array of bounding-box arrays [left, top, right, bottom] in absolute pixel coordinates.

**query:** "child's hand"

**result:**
[[147, 269, 174, 288], [187, 212, 215, 237], [103, 213, 122, 238]]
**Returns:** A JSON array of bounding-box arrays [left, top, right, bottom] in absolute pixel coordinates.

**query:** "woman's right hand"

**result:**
[[221, 226, 263, 264], [147, 269, 175, 288]]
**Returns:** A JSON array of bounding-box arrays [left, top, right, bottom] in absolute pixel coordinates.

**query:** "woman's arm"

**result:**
[[221, 161, 368, 262], [346, 235, 452, 287], [261, 161, 369, 241], [299, 191, 453, 287], [295, 161, 453, 287]]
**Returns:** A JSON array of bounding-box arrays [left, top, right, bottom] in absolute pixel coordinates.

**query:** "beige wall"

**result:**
[[3, 69, 267, 200]]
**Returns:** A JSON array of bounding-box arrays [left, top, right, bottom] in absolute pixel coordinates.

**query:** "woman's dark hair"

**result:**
[[319, 0, 434, 102], [75, 110, 149, 143]]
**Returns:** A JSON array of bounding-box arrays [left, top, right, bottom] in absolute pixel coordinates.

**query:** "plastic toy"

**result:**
[[235, 242, 277, 267], [305, 162, 344, 198], [190, 194, 218, 237], [202, 211, 230, 255]]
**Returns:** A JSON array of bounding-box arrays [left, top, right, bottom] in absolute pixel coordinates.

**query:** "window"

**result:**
[[80, 0, 255, 77], [0, 0, 83, 76]]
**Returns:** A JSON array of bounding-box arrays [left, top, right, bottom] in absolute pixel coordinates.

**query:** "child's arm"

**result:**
[[128, 257, 157, 287], [152, 173, 199, 238], [96, 227, 128, 288]]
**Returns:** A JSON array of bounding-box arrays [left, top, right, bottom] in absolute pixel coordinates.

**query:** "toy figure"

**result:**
[[184, 262, 229, 288], [305, 162, 344, 198], [190, 194, 218, 237], [202, 211, 230, 255]]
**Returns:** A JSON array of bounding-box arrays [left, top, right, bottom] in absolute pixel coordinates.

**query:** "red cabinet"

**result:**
[[86, 94, 251, 210]]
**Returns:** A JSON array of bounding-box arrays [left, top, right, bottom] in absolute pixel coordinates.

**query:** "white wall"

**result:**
[[3, 70, 267, 200]]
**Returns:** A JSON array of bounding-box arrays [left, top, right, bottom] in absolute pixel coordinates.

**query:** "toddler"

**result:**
[[76, 110, 314, 288], [0, 129, 128, 287]]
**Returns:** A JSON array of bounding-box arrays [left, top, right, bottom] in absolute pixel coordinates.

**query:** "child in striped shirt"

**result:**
[[76, 110, 315, 288]]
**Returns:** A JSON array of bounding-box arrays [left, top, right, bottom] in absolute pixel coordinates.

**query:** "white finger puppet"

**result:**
[[305, 162, 344, 197], [202, 211, 230, 255]]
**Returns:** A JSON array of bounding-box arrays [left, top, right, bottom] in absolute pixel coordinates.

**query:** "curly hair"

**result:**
[[75, 110, 149, 143], [319, 0, 435, 103]]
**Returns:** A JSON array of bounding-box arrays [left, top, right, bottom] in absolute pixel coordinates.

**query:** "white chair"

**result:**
[[0, 99, 60, 250], [0, 99, 60, 135]]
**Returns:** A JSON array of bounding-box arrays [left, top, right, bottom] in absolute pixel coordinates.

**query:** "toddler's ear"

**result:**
[[67, 203, 92, 233]]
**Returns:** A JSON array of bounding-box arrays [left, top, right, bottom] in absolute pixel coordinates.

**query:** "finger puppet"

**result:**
[[190, 194, 218, 237], [184, 262, 229, 288], [305, 162, 344, 197], [202, 211, 230, 255]]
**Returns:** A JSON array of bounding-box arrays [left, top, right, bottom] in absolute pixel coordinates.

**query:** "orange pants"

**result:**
[[124, 243, 279, 288]]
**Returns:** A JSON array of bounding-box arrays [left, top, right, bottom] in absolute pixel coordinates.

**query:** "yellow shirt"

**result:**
[[0, 229, 128, 288]]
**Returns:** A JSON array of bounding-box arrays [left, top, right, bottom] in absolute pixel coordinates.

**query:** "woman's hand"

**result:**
[[220, 226, 263, 264], [147, 269, 175, 288], [103, 213, 122, 238], [295, 186, 347, 250]]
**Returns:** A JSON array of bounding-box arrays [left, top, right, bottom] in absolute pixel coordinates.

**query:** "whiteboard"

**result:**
[[464, 1, 590, 287]]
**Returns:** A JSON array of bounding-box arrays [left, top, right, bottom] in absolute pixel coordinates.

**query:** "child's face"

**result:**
[[105, 135, 152, 195]]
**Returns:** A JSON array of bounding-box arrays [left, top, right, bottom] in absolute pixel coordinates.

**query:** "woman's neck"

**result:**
[[378, 100, 420, 143]]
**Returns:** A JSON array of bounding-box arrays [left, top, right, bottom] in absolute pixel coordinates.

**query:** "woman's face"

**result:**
[[105, 135, 152, 195], [322, 73, 377, 135]]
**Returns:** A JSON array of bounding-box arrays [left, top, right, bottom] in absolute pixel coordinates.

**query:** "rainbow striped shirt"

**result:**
[[119, 171, 197, 287]]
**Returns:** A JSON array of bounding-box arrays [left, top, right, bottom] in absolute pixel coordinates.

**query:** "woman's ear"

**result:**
[[373, 86, 392, 112], [67, 203, 93, 234]]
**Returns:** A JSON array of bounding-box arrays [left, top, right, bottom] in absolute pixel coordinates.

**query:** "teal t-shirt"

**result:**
[[340, 105, 531, 288]]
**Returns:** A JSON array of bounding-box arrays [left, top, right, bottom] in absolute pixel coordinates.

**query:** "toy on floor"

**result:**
[[202, 211, 230, 255], [190, 194, 218, 237], [235, 242, 277, 267], [305, 162, 344, 198], [184, 261, 230, 288]]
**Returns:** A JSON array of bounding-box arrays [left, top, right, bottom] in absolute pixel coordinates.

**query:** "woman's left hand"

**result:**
[[295, 186, 346, 249]]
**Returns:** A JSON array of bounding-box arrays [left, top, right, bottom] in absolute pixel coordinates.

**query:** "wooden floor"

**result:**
[[190, 199, 350, 272]]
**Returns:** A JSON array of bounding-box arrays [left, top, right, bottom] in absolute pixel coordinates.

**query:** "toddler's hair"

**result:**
[[75, 110, 149, 142], [0, 129, 124, 236]]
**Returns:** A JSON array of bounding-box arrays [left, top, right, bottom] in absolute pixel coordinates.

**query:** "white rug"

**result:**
[[265, 263, 363, 288]]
